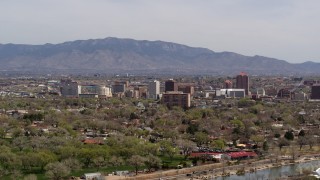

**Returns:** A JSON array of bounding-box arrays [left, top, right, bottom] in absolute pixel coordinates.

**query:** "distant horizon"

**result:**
[[1, 0, 320, 63], [0, 36, 318, 64]]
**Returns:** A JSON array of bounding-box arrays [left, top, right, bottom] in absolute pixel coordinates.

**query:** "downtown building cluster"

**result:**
[[58, 72, 320, 109]]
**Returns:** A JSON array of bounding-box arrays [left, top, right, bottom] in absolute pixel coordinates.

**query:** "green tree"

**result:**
[[57, 146, 79, 160], [263, 141, 269, 152], [274, 133, 281, 138], [108, 156, 124, 167], [0, 166, 6, 178], [176, 139, 197, 158], [143, 143, 159, 156], [238, 98, 255, 108], [12, 136, 29, 151], [231, 119, 245, 135], [62, 158, 82, 171], [21, 153, 41, 170], [211, 139, 225, 150], [284, 131, 294, 141], [37, 151, 57, 170], [144, 154, 162, 172], [11, 128, 24, 138], [194, 132, 210, 146], [251, 135, 265, 146], [10, 169, 23, 180], [159, 140, 176, 159], [186, 124, 198, 135], [23, 174, 37, 180], [92, 156, 106, 170], [127, 155, 146, 175], [0, 127, 6, 138], [45, 162, 70, 180], [0, 151, 22, 171], [79, 148, 98, 167]]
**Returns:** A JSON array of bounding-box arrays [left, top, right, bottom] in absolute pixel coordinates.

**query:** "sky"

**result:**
[[1, 0, 320, 63]]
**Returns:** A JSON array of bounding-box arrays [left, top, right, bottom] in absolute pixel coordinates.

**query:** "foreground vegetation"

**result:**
[[0, 94, 319, 179]]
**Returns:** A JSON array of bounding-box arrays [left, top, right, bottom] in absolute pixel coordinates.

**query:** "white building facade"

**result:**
[[148, 80, 160, 99]]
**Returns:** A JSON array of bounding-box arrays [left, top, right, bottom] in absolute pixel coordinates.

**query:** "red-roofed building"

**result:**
[[227, 151, 257, 160], [82, 138, 104, 145], [190, 151, 257, 160]]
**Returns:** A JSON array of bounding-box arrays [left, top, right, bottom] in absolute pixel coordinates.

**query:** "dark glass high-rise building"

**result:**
[[311, 84, 320, 99], [165, 79, 178, 92], [236, 72, 249, 95]]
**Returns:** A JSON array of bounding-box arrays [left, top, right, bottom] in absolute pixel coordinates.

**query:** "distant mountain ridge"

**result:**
[[0, 37, 319, 75]]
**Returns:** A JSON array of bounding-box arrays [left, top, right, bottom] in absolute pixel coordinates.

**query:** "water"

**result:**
[[214, 160, 320, 180]]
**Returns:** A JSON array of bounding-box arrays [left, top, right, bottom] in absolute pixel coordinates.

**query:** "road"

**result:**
[[111, 152, 320, 180]]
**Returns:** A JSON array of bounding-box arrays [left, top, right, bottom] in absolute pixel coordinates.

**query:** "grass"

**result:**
[[2, 165, 138, 180], [160, 155, 192, 169], [2, 155, 192, 179]]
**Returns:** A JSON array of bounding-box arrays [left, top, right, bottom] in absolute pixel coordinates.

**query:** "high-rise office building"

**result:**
[[165, 79, 178, 92], [236, 72, 249, 95], [148, 80, 160, 99], [311, 84, 320, 99]]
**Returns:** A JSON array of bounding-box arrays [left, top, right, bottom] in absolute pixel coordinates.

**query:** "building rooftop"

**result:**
[[239, 72, 248, 76]]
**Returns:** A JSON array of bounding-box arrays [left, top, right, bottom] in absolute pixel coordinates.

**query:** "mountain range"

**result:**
[[0, 37, 319, 75]]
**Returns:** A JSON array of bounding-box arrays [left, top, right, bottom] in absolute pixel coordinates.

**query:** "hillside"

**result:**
[[0, 37, 319, 75]]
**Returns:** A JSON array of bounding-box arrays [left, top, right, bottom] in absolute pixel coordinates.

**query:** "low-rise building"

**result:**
[[162, 91, 191, 109], [216, 89, 245, 98], [60, 79, 81, 98], [277, 88, 294, 99]]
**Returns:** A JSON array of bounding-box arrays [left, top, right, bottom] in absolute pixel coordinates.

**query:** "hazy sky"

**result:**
[[1, 0, 320, 63]]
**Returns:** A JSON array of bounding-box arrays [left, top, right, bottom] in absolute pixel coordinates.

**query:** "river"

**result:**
[[214, 160, 320, 180]]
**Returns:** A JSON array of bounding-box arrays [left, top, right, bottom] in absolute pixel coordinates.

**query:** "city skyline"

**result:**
[[1, 0, 320, 63]]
